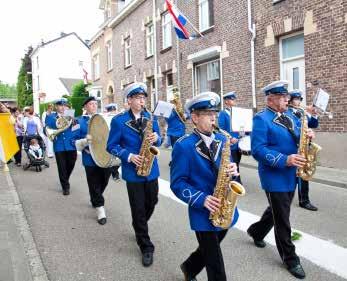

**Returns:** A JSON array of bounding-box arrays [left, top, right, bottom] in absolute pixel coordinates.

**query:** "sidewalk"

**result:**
[[0, 167, 48, 281], [240, 156, 347, 189]]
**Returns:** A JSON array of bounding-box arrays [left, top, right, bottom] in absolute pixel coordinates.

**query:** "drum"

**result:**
[[238, 135, 251, 156], [88, 113, 121, 167]]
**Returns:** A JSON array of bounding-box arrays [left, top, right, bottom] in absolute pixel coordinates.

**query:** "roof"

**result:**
[[31, 32, 90, 57], [59, 78, 83, 95]]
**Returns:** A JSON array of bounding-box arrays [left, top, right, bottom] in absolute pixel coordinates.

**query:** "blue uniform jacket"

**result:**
[[251, 107, 301, 192], [218, 109, 240, 151], [72, 115, 96, 167], [170, 130, 239, 231], [45, 112, 77, 152], [106, 110, 162, 182], [165, 109, 185, 138], [287, 106, 319, 129]]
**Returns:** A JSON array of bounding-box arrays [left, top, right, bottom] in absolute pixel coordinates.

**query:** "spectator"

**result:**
[[23, 107, 43, 137]]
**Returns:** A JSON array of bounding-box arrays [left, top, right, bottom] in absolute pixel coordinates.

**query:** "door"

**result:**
[[282, 59, 306, 104]]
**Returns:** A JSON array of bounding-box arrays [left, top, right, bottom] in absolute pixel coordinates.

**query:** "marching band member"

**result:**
[[218, 92, 242, 183], [247, 81, 313, 279], [288, 90, 319, 211], [106, 82, 162, 267], [74, 97, 111, 225], [170, 92, 238, 281], [45, 98, 77, 196], [105, 103, 121, 181], [166, 94, 186, 149]]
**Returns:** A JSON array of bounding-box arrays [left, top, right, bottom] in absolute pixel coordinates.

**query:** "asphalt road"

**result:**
[[10, 149, 347, 281]]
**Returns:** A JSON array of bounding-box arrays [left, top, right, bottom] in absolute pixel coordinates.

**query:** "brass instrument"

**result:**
[[171, 88, 186, 122], [136, 114, 160, 177], [210, 127, 246, 229], [296, 107, 322, 181], [45, 116, 73, 141]]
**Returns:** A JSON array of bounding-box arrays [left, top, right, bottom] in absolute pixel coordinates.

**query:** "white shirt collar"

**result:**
[[198, 131, 215, 149]]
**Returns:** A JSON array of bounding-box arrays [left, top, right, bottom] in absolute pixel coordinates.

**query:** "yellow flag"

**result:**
[[0, 113, 19, 163]]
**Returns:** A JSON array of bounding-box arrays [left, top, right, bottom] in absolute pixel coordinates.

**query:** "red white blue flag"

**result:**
[[165, 0, 195, 40]]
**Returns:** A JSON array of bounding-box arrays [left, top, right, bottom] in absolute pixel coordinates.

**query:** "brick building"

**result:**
[[89, 0, 347, 169]]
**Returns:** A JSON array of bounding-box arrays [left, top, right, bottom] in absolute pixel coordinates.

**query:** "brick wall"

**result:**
[[253, 0, 347, 133]]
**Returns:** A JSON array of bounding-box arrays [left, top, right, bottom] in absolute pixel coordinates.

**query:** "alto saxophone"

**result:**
[[210, 127, 246, 229], [136, 115, 160, 177], [171, 89, 186, 122], [296, 108, 322, 181]]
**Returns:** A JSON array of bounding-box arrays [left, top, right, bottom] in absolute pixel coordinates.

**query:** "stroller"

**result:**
[[22, 134, 50, 172]]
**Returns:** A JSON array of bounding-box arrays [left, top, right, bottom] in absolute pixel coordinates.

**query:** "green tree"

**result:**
[[0, 82, 17, 100], [71, 81, 90, 97], [17, 46, 33, 108]]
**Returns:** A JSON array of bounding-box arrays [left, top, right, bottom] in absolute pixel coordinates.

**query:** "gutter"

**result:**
[[247, 0, 257, 110]]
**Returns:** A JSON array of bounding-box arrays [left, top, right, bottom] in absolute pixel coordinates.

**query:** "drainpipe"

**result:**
[[247, 0, 256, 110], [153, 0, 158, 111]]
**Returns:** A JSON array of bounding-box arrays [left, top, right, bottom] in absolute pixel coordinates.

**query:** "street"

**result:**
[[7, 149, 347, 281]]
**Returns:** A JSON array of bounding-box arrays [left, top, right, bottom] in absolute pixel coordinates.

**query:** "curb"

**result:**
[[4, 171, 49, 281], [240, 162, 347, 189]]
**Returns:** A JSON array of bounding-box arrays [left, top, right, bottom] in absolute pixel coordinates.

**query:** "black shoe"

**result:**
[[98, 217, 107, 225], [287, 264, 306, 279], [247, 229, 266, 248], [112, 175, 120, 182], [62, 190, 70, 196], [180, 263, 197, 281], [299, 202, 318, 211], [142, 252, 153, 267]]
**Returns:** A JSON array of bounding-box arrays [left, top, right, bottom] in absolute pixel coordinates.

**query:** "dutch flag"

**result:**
[[165, 0, 197, 40]]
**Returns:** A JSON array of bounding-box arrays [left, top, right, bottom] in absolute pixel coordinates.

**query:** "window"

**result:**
[[195, 59, 220, 95], [166, 72, 174, 101], [106, 40, 113, 71], [281, 33, 304, 60], [124, 37, 131, 67], [146, 23, 154, 57], [199, 0, 213, 31], [280, 33, 305, 101], [162, 13, 172, 49], [93, 54, 100, 80]]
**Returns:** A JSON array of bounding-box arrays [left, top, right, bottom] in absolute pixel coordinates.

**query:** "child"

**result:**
[[29, 138, 43, 160]]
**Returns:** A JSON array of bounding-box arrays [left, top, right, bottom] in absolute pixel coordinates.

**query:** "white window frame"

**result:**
[[162, 13, 172, 49], [93, 54, 100, 80], [279, 32, 304, 79], [106, 40, 113, 71], [146, 23, 154, 57], [124, 37, 131, 67], [199, 0, 211, 32], [194, 58, 220, 96]]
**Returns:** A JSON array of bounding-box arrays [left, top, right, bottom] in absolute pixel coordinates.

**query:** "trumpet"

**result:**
[[45, 116, 73, 141]]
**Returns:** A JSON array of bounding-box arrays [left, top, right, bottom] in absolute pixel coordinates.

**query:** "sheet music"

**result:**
[[313, 88, 330, 112], [63, 109, 75, 118], [153, 101, 174, 118], [231, 107, 253, 132]]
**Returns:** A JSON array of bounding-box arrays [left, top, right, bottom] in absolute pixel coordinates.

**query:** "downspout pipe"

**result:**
[[247, 0, 257, 110]]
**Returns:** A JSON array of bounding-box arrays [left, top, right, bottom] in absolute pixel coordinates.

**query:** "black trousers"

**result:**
[[85, 166, 111, 207], [183, 230, 228, 281], [169, 135, 181, 148], [231, 149, 242, 184], [297, 178, 310, 204], [247, 191, 300, 268], [126, 179, 159, 254], [110, 165, 120, 178], [14, 136, 23, 164], [55, 151, 77, 191]]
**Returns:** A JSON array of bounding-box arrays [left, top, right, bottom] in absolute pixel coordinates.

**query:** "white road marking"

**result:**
[[158, 178, 347, 279]]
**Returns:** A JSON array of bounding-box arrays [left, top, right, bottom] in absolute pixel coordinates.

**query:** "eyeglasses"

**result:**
[[132, 95, 147, 100]]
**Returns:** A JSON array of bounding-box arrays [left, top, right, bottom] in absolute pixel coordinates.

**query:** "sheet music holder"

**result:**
[[313, 88, 330, 112], [153, 101, 174, 118], [231, 107, 253, 132]]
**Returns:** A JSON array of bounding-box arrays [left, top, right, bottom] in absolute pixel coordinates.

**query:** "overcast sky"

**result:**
[[0, 0, 103, 85]]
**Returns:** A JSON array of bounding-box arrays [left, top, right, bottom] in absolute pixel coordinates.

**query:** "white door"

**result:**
[[282, 59, 306, 104]]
